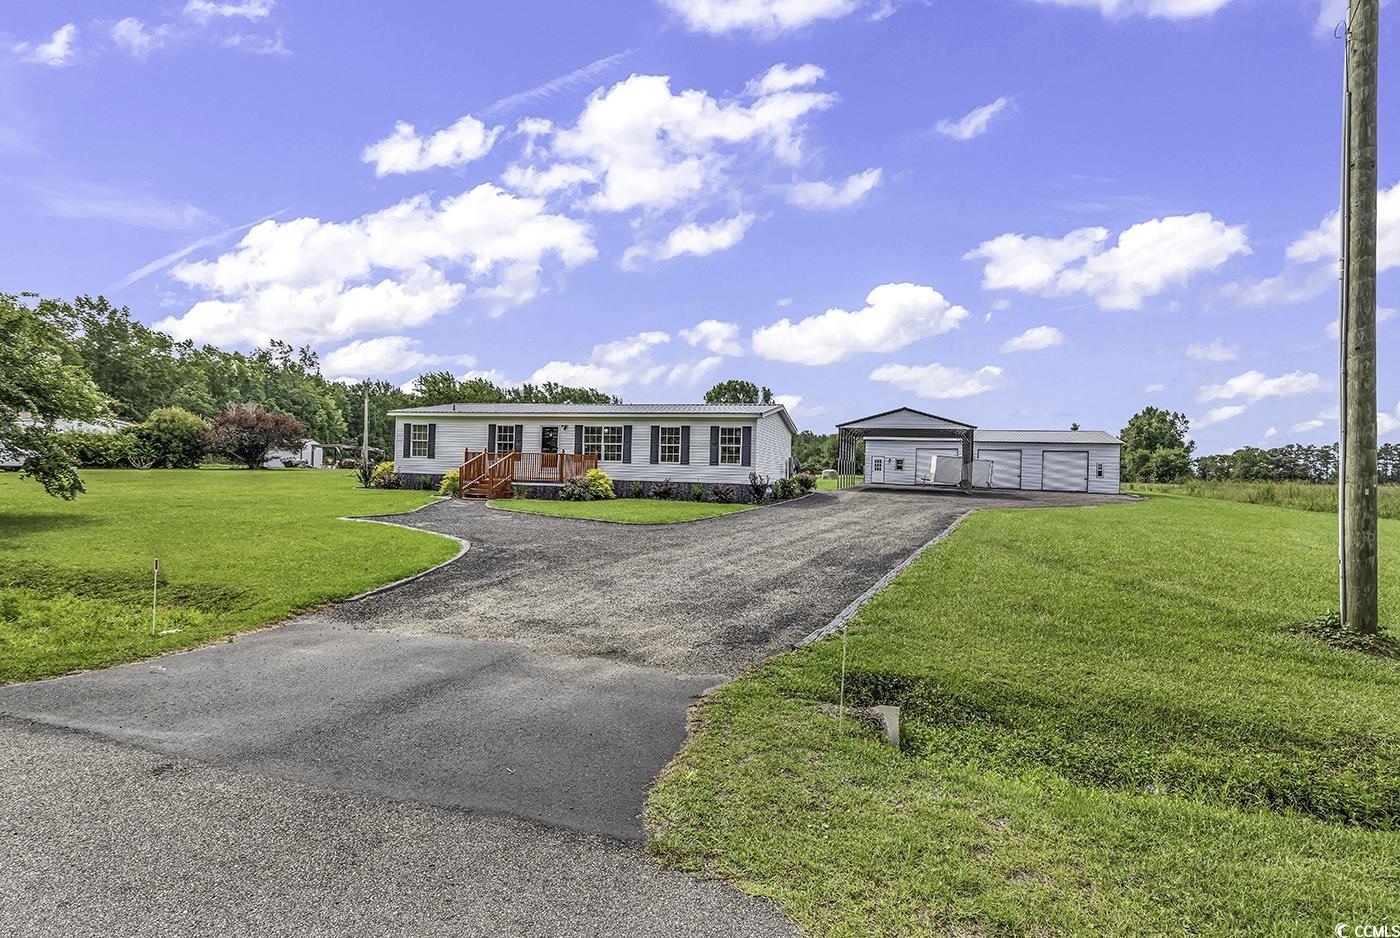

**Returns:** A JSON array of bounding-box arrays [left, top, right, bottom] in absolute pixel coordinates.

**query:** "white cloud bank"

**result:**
[[322, 335, 472, 379], [1000, 325, 1064, 353], [13, 23, 78, 67], [1186, 338, 1239, 362], [659, 0, 859, 35], [157, 183, 596, 346], [966, 213, 1249, 310], [680, 319, 745, 356], [531, 331, 671, 391], [362, 116, 502, 176], [1021, 0, 1235, 18], [935, 96, 1012, 141], [752, 282, 968, 365], [1197, 370, 1324, 403], [625, 214, 756, 267], [786, 168, 882, 209], [868, 363, 1005, 399]]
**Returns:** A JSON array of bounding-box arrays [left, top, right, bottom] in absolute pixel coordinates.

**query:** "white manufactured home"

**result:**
[[390, 402, 795, 495], [838, 408, 1122, 495]]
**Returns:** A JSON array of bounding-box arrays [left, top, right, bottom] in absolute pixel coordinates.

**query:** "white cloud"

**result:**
[[1287, 181, 1400, 272], [539, 70, 835, 213], [1144, 382, 1167, 393], [16, 24, 78, 67], [111, 18, 162, 59], [1195, 404, 1247, 428], [786, 168, 882, 209], [753, 282, 968, 365], [362, 116, 502, 177], [1021, 0, 1234, 18], [322, 335, 471, 379], [1000, 325, 1064, 353], [182, 0, 275, 21], [1292, 418, 1326, 433], [1197, 369, 1325, 403], [868, 362, 1006, 399], [500, 162, 595, 197], [30, 180, 213, 230], [1380, 403, 1400, 437], [484, 50, 632, 117], [680, 319, 744, 356], [593, 331, 671, 368], [746, 63, 826, 95], [967, 213, 1249, 310], [1185, 338, 1238, 362], [1264, 426, 1278, 439], [667, 356, 725, 385], [157, 183, 595, 345], [1315, 0, 1347, 33], [659, 0, 860, 35], [533, 330, 672, 391], [773, 393, 802, 413], [935, 96, 1012, 141], [1226, 265, 1335, 307], [622, 214, 755, 268], [460, 368, 517, 388]]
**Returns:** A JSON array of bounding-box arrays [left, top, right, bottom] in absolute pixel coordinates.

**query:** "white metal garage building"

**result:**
[[835, 407, 1121, 495]]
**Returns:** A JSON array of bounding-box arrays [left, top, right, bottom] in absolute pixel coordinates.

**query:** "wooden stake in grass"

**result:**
[[151, 557, 158, 637]]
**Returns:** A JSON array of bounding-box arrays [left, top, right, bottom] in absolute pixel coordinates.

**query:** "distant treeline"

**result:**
[[46, 296, 617, 454], [1195, 442, 1400, 484]]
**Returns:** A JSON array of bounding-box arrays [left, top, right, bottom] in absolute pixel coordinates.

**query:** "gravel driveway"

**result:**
[[0, 486, 1125, 937]]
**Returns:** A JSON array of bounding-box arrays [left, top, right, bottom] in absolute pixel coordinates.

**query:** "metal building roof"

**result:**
[[388, 402, 797, 433], [974, 429, 1122, 445]]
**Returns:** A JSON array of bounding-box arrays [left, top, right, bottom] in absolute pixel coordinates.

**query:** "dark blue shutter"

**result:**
[[515, 424, 524, 453], [622, 425, 632, 463], [486, 423, 496, 453], [426, 424, 436, 459], [741, 426, 753, 467], [403, 423, 412, 459], [574, 425, 583, 454], [709, 426, 719, 465], [680, 426, 690, 465], [649, 426, 660, 464]]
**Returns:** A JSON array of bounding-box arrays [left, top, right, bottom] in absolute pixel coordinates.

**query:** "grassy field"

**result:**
[[490, 497, 754, 523], [0, 469, 455, 684], [647, 493, 1400, 935], [1127, 479, 1400, 519]]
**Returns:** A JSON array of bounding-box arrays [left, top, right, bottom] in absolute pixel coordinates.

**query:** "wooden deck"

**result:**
[[457, 450, 600, 498]]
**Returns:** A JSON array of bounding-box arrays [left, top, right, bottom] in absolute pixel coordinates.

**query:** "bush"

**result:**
[[772, 476, 798, 499], [369, 460, 400, 489], [748, 472, 770, 503], [438, 468, 460, 496], [794, 471, 817, 493], [583, 468, 615, 500], [135, 406, 208, 468], [355, 463, 375, 488], [59, 431, 135, 468], [650, 478, 675, 500], [711, 483, 736, 504], [629, 481, 643, 499], [560, 476, 593, 501], [208, 405, 305, 469], [690, 483, 704, 501]]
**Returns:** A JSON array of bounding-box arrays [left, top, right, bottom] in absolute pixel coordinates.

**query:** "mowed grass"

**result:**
[[490, 497, 754, 523], [0, 469, 455, 683], [647, 493, 1400, 935], [1127, 479, 1400, 520]]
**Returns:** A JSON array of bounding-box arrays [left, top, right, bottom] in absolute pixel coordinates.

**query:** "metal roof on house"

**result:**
[[836, 407, 976, 430], [388, 402, 797, 433], [974, 429, 1122, 445]]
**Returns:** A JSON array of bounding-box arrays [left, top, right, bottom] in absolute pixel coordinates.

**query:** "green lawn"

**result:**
[[0, 469, 455, 683], [1127, 479, 1400, 519], [490, 497, 755, 523], [647, 493, 1400, 936]]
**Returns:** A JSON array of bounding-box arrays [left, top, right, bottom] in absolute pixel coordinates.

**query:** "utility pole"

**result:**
[[1341, 0, 1380, 635], [362, 386, 370, 469]]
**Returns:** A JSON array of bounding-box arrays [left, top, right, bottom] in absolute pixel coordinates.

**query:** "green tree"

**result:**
[[135, 406, 209, 468], [704, 380, 774, 405], [0, 294, 109, 498], [1120, 407, 1194, 482]]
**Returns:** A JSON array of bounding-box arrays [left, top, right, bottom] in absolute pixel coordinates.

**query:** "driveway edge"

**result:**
[[338, 516, 470, 602]]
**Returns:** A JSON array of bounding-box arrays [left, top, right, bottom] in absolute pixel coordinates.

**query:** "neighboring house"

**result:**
[[389, 403, 795, 492], [840, 407, 1122, 494], [263, 440, 325, 469], [1, 412, 131, 469]]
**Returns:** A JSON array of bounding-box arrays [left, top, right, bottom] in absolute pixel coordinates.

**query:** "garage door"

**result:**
[[1041, 450, 1089, 492], [977, 449, 1022, 489], [916, 447, 960, 484]]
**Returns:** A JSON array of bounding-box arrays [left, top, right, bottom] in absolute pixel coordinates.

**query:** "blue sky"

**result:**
[[2, 0, 1396, 448]]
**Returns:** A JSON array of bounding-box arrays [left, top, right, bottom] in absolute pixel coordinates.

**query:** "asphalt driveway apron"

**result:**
[[0, 487, 1122, 936]]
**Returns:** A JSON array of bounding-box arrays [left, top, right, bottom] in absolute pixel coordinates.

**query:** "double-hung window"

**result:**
[[584, 426, 624, 461], [494, 425, 515, 452], [410, 424, 429, 458], [659, 427, 681, 463], [719, 427, 742, 465]]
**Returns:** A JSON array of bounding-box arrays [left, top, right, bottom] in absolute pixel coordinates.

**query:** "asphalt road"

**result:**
[[0, 486, 1126, 936]]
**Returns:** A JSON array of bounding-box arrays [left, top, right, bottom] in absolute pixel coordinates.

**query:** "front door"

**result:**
[[871, 456, 885, 483], [541, 426, 559, 453]]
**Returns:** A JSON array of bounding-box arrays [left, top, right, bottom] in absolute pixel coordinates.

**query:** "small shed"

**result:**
[[836, 408, 976, 490]]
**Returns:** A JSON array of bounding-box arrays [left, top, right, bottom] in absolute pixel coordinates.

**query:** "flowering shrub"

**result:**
[[583, 468, 615, 500], [438, 468, 460, 496], [369, 460, 400, 489]]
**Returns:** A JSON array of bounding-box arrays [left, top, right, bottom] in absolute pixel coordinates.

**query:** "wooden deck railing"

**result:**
[[457, 450, 600, 497]]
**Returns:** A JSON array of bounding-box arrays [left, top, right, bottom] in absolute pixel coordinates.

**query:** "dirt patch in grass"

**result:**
[[1290, 612, 1400, 659]]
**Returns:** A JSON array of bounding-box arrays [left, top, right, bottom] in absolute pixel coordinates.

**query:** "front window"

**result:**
[[410, 424, 428, 458], [584, 426, 624, 461], [894, 458, 905, 471], [659, 426, 681, 463], [542, 426, 559, 454], [719, 427, 742, 465], [495, 425, 515, 452], [1096, 462, 1104, 478]]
